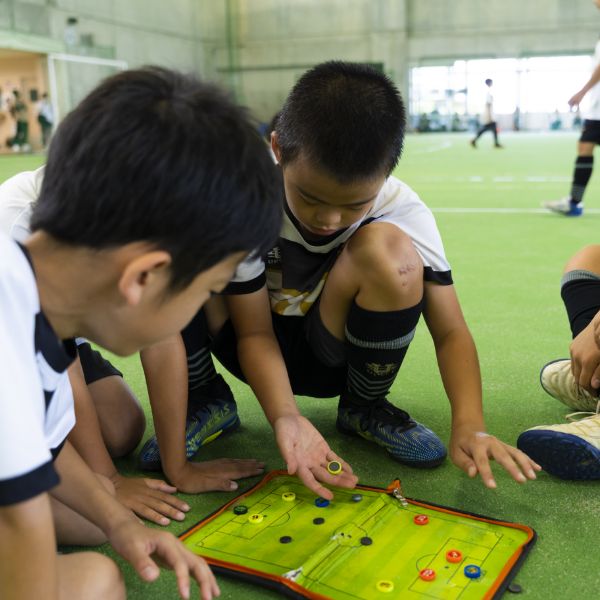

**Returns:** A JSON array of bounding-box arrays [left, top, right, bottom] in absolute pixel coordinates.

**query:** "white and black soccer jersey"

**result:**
[[0, 234, 76, 506], [0, 167, 43, 243], [226, 176, 452, 317], [585, 37, 600, 121]]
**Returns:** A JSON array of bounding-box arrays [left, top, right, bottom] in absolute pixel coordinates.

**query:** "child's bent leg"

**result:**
[[58, 552, 125, 600], [52, 474, 114, 546], [562, 244, 600, 337], [77, 342, 145, 457], [319, 221, 423, 338], [87, 376, 145, 457], [318, 222, 446, 467], [538, 245, 600, 411]]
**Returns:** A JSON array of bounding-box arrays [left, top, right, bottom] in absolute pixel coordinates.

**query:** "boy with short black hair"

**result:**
[[0, 66, 282, 598], [0, 167, 201, 527], [141, 61, 539, 499]]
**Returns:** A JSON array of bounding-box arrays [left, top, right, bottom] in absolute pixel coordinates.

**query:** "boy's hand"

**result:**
[[450, 424, 541, 489], [112, 474, 191, 526], [108, 520, 220, 600], [274, 414, 358, 500], [573, 317, 600, 393], [168, 458, 266, 495]]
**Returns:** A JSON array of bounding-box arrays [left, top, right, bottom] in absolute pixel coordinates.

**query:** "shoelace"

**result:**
[[367, 399, 414, 430], [564, 400, 600, 439]]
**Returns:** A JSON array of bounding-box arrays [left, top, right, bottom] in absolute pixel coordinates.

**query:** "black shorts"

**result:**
[[579, 119, 600, 144], [212, 310, 347, 399], [77, 341, 122, 385]]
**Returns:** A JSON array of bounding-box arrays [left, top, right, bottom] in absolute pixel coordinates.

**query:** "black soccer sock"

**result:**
[[560, 270, 600, 338], [181, 309, 218, 391], [569, 156, 593, 205], [342, 300, 423, 407]]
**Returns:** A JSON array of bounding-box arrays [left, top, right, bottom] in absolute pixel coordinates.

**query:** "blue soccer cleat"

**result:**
[[517, 412, 600, 480], [542, 197, 583, 216], [138, 374, 240, 471], [336, 394, 447, 468]]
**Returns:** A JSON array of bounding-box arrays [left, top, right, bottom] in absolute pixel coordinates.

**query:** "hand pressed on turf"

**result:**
[[168, 458, 265, 495], [112, 474, 190, 526], [274, 414, 357, 500]]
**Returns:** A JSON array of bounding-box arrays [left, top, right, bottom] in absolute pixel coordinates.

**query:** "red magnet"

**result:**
[[446, 549, 463, 563]]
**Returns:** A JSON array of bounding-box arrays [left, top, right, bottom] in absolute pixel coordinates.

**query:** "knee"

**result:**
[[92, 378, 146, 458], [564, 245, 600, 276], [104, 403, 146, 458], [86, 554, 126, 600], [346, 225, 423, 294]]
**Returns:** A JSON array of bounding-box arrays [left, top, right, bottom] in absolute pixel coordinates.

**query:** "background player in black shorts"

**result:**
[[544, 0, 600, 216]]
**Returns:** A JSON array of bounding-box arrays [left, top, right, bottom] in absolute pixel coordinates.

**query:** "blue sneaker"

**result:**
[[517, 412, 600, 480], [543, 197, 583, 216], [138, 374, 240, 471], [336, 395, 447, 468]]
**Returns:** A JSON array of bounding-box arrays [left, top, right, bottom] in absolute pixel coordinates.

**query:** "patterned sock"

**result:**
[[569, 156, 593, 205], [181, 310, 218, 391], [342, 299, 423, 407], [561, 270, 600, 338]]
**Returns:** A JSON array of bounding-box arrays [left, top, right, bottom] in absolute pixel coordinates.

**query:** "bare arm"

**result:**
[[140, 335, 190, 482], [51, 441, 220, 600], [569, 63, 600, 108], [424, 282, 540, 487], [0, 494, 58, 600], [227, 286, 299, 424], [226, 287, 357, 498], [67, 354, 190, 526], [141, 333, 264, 494]]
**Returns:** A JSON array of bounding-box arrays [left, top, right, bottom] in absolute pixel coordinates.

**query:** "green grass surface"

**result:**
[[2, 132, 598, 599]]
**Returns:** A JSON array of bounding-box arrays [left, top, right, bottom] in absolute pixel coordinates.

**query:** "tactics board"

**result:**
[[180, 471, 535, 599]]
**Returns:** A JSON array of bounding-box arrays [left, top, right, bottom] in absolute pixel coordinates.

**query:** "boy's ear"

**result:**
[[118, 250, 172, 306], [271, 131, 282, 163]]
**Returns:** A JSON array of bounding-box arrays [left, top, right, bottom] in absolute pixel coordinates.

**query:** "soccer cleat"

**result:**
[[470, 139, 477, 148], [542, 197, 583, 216], [336, 394, 447, 468], [138, 374, 240, 471], [517, 409, 600, 480], [539, 358, 598, 412]]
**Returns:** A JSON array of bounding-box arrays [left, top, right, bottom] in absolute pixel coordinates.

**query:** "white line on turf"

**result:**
[[431, 207, 600, 214], [413, 141, 453, 154]]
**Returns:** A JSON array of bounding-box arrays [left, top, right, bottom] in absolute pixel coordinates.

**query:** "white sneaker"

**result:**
[[540, 359, 598, 411], [542, 197, 583, 216], [517, 409, 600, 479]]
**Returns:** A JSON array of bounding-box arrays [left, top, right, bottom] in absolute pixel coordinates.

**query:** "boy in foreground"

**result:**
[[142, 61, 540, 498], [0, 66, 281, 599], [0, 167, 229, 525]]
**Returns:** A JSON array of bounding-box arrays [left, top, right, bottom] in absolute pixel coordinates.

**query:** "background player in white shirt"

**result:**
[[544, 0, 600, 216], [0, 66, 282, 600], [470, 78, 503, 149]]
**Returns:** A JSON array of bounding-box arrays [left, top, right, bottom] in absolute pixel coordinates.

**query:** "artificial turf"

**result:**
[[2, 130, 597, 599]]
